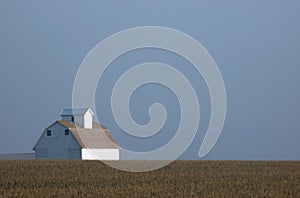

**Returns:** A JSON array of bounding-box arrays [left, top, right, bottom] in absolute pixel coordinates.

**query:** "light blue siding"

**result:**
[[35, 122, 81, 159]]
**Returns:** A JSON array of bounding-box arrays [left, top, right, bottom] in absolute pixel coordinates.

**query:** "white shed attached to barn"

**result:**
[[33, 108, 120, 160]]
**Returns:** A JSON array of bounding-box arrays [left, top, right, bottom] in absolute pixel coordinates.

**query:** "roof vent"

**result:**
[[60, 108, 94, 129]]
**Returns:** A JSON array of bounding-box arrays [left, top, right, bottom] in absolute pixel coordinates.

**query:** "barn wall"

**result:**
[[35, 123, 81, 159], [61, 115, 73, 122], [74, 115, 84, 128], [82, 149, 119, 160]]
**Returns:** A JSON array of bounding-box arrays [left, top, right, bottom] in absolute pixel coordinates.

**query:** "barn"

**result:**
[[33, 108, 120, 160]]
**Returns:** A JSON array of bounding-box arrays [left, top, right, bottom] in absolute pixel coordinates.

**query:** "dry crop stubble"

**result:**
[[0, 160, 299, 197]]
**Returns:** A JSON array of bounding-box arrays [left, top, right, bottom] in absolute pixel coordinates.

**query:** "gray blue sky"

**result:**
[[0, 1, 299, 159]]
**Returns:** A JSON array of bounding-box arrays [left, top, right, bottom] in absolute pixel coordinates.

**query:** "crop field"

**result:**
[[0, 160, 299, 197]]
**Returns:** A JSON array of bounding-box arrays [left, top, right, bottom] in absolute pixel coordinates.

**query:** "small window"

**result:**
[[65, 129, 70, 135], [46, 130, 51, 136]]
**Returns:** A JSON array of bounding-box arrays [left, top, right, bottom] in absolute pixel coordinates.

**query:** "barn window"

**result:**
[[46, 130, 51, 136], [65, 129, 70, 135]]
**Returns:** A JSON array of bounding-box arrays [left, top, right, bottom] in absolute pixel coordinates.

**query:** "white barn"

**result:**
[[33, 108, 120, 160]]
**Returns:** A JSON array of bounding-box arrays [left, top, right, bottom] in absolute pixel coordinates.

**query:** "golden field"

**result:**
[[0, 160, 299, 197]]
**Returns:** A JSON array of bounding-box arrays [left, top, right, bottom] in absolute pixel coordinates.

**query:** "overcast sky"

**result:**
[[0, 1, 299, 159]]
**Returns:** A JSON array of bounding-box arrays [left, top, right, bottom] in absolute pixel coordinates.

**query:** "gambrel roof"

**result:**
[[33, 121, 120, 150], [58, 121, 119, 149]]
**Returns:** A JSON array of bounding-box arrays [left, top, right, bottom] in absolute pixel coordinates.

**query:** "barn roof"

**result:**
[[59, 108, 94, 116], [33, 121, 120, 150], [58, 121, 120, 149]]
